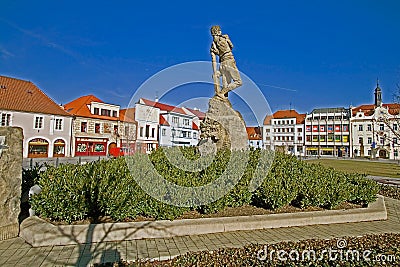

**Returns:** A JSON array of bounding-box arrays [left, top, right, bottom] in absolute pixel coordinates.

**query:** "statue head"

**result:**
[[210, 25, 221, 36]]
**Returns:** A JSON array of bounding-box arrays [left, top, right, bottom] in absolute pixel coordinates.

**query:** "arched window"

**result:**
[[53, 139, 65, 157], [28, 138, 49, 158]]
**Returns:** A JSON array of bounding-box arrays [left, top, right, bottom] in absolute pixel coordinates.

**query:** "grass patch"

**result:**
[[308, 159, 400, 178]]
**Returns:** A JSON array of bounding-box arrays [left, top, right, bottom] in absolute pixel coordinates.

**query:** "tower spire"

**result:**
[[374, 78, 382, 106]]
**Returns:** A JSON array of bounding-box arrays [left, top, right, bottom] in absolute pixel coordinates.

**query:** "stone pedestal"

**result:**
[[0, 127, 23, 240], [199, 96, 248, 151]]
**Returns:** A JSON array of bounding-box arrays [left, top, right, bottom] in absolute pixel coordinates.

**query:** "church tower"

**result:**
[[374, 79, 382, 106]]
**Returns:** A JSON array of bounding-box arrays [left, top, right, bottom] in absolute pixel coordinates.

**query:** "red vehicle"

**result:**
[[109, 147, 134, 157]]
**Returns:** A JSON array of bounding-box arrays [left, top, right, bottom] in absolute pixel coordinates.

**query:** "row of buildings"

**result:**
[[263, 82, 400, 159], [1, 74, 399, 159], [0, 75, 205, 158]]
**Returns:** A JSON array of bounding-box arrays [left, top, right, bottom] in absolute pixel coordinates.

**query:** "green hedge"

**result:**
[[30, 148, 379, 223]]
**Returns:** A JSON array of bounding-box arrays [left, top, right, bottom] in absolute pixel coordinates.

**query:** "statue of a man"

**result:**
[[210, 25, 242, 98]]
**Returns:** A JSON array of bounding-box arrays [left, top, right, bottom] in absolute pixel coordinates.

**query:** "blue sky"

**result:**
[[1, 1, 400, 124]]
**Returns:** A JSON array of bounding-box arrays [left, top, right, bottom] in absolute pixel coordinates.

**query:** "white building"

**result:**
[[135, 99, 160, 153], [140, 99, 200, 147], [0, 75, 73, 158], [305, 107, 351, 157], [351, 82, 400, 159], [263, 110, 305, 156], [246, 126, 263, 149]]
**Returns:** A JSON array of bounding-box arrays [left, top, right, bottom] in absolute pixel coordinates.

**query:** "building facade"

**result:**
[[246, 126, 263, 149], [140, 99, 200, 148], [0, 75, 73, 158], [263, 110, 305, 156], [305, 107, 351, 157], [64, 95, 123, 157], [351, 83, 400, 159], [118, 108, 137, 155], [135, 99, 160, 153]]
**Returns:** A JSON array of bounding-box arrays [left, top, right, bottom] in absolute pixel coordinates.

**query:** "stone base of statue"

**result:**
[[199, 96, 248, 151]]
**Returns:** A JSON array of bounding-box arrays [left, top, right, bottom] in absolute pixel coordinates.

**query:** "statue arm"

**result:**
[[210, 44, 220, 93]]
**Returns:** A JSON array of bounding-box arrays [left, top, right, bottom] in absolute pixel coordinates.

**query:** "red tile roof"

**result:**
[[263, 110, 306, 125], [192, 121, 199, 130], [246, 127, 262, 140], [184, 107, 206, 120], [159, 115, 170, 126], [64, 95, 119, 121], [119, 108, 136, 123], [140, 98, 188, 115], [0, 75, 71, 116], [352, 104, 400, 116]]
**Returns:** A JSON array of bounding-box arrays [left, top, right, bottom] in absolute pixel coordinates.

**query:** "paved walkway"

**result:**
[[0, 197, 399, 267], [367, 175, 400, 186]]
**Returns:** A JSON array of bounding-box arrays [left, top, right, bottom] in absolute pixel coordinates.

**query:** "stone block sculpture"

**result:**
[[0, 127, 23, 240]]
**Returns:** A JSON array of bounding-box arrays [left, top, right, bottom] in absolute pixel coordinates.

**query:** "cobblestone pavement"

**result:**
[[0, 197, 399, 267]]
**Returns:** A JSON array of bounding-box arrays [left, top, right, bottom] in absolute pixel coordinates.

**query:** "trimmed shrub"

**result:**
[[30, 149, 379, 223]]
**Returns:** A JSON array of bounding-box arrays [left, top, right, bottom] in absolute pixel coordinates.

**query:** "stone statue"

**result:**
[[198, 26, 248, 151], [210, 25, 242, 98]]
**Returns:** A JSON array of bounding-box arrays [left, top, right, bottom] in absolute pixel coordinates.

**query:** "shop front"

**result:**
[[28, 138, 49, 158], [75, 137, 108, 156], [53, 139, 66, 157]]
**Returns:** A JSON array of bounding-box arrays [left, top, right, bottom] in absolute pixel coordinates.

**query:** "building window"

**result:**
[[193, 132, 197, 139], [395, 150, 398, 157], [55, 118, 63, 130], [394, 138, 398, 145], [81, 121, 87, 132], [367, 124, 372, 131], [125, 126, 129, 136], [183, 118, 189, 126], [103, 123, 111, 133], [95, 123, 101, 133], [162, 128, 166, 136], [145, 125, 150, 138], [28, 138, 49, 158], [172, 129, 176, 137], [367, 137, 372, 144], [112, 110, 118, 117], [114, 125, 118, 135], [34, 116, 44, 129], [368, 150, 371, 156], [139, 127, 143, 137], [172, 116, 179, 124], [151, 128, 155, 138], [1, 113, 11, 126], [394, 124, 398, 131], [359, 137, 363, 145], [380, 124, 384, 131], [53, 139, 65, 157], [94, 108, 99, 115], [380, 137, 384, 145], [358, 125, 363, 131], [101, 109, 111, 116]]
